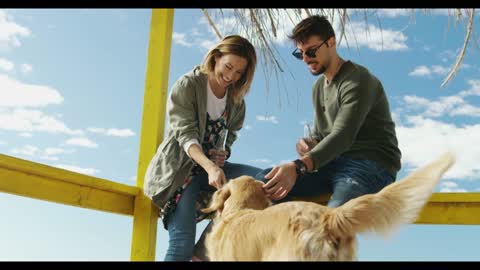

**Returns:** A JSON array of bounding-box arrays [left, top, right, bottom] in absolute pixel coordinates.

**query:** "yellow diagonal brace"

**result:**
[[130, 8, 174, 261]]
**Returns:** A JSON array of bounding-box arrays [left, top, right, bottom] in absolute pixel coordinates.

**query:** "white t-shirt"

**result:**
[[183, 80, 228, 156]]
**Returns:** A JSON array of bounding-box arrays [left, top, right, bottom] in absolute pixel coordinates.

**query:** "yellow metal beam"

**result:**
[[296, 192, 480, 225], [130, 8, 174, 261], [0, 153, 139, 216], [416, 193, 480, 225]]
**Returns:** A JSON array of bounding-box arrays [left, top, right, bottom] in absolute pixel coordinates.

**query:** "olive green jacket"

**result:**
[[143, 66, 246, 207]]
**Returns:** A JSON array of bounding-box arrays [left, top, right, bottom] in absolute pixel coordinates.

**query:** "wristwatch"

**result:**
[[293, 159, 308, 178]]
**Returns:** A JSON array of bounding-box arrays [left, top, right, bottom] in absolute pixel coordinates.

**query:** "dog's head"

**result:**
[[201, 175, 272, 216]]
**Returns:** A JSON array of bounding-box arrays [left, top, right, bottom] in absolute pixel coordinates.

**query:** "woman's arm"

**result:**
[[187, 143, 226, 189]]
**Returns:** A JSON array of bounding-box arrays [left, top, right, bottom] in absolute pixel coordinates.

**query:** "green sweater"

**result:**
[[307, 61, 401, 177]]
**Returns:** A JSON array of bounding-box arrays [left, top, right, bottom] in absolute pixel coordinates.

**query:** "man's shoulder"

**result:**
[[342, 61, 380, 85]]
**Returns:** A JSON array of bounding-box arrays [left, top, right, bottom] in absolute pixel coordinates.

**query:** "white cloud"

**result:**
[[0, 140, 6, 146], [10, 144, 75, 161], [441, 181, 458, 189], [0, 57, 14, 72], [403, 95, 465, 117], [377, 9, 413, 18], [197, 38, 217, 51], [431, 65, 449, 75], [0, 10, 31, 50], [0, 108, 83, 135], [0, 74, 63, 107], [87, 127, 135, 137], [40, 155, 59, 161], [336, 21, 408, 51], [459, 80, 480, 97], [20, 63, 32, 74], [44, 147, 74, 156], [396, 115, 480, 180], [409, 65, 431, 77], [256, 115, 279, 124], [172, 32, 193, 47], [409, 64, 449, 77], [10, 145, 39, 156], [249, 159, 272, 163], [243, 124, 251, 130], [403, 81, 480, 118], [54, 164, 99, 176], [438, 180, 471, 192], [450, 104, 480, 117], [440, 187, 467, 192], [18, 132, 32, 137], [65, 137, 98, 148]]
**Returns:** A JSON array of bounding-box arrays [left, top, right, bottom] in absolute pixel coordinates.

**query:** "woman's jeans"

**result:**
[[164, 161, 262, 261], [256, 155, 396, 208]]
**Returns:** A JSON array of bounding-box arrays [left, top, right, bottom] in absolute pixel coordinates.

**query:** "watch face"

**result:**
[[295, 159, 306, 175]]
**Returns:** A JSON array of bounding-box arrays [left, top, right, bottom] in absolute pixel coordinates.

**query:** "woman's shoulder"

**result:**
[[172, 66, 207, 93], [178, 65, 206, 85]]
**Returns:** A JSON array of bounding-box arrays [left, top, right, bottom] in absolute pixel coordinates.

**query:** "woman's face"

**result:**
[[212, 54, 248, 90]]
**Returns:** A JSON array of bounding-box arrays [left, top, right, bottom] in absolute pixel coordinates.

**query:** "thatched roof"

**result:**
[[201, 8, 476, 88]]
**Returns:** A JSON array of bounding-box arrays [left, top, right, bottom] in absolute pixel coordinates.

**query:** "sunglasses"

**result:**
[[292, 39, 329, 60]]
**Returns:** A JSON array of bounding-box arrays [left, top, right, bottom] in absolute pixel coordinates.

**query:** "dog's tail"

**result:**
[[325, 152, 455, 237]]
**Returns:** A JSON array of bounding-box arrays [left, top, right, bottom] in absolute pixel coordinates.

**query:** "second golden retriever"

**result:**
[[201, 152, 455, 261]]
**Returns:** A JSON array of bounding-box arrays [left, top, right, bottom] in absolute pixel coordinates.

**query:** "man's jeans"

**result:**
[[255, 155, 396, 208], [164, 161, 262, 261]]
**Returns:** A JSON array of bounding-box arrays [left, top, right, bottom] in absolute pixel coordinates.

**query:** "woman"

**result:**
[[143, 35, 262, 261]]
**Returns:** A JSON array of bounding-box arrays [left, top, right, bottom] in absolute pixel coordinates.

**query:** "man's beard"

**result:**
[[307, 61, 326, 76], [311, 65, 326, 76]]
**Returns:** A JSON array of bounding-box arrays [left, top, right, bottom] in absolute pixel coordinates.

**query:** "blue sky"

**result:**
[[0, 9, 479, 261]]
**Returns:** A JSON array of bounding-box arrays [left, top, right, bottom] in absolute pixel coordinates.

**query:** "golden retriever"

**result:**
[[201, 152, 455, 261]]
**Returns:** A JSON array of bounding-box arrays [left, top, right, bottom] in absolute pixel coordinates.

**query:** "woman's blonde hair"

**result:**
[[200, 35, 257, 104]]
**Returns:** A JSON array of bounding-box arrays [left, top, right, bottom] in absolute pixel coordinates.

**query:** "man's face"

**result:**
[[294, 35, 331, 76]]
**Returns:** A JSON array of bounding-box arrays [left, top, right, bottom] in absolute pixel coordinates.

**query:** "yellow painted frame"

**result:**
[[0, 8, 479, 261]]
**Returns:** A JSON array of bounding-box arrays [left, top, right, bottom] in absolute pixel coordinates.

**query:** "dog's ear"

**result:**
[[325, 152, 455, 238], [201, 185, 231, 214]]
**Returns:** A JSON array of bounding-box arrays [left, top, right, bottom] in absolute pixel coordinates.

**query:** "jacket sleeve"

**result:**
[[225, 99, 246, 157], [167, 76, 201, 153]]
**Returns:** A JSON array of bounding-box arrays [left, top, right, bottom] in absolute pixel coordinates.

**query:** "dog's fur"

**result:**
[[201, 152, 455, 261]]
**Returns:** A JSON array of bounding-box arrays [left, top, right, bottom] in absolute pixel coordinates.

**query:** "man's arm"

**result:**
[[307, 80, 378, 170]]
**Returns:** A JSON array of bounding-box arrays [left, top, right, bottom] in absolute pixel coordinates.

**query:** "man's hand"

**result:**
[[262, 162, 298, 201], [206, 165, 226, 189], [208, 149, 228, 168], [296, 138, 318, 157]]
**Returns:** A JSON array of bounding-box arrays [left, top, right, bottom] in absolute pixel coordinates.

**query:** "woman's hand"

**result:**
[[206, 165, 227, 189], [208, 149, 228, 167]]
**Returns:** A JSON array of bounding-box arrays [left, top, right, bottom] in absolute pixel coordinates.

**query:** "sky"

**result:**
[[0, 8, 479, 261]]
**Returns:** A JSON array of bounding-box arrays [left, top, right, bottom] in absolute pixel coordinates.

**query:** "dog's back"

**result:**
[[203, 152, 455, 261]]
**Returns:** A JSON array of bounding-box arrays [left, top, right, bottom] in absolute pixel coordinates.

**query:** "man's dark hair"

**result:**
[[288, 15, 336, 44]]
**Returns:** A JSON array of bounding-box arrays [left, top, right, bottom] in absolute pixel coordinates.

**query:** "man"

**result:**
[[257, 15, 402, 207]]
